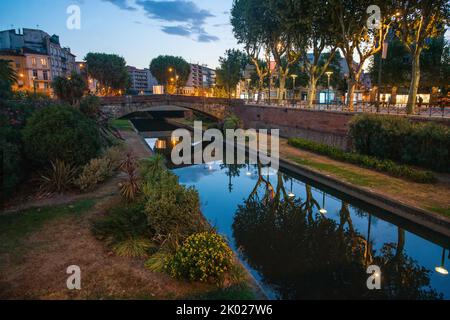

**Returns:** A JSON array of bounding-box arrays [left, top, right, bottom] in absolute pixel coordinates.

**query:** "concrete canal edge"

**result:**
[[279, 158, 450, 238]]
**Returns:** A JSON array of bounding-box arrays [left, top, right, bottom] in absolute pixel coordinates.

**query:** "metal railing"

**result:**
[[245, 100, 450, 118]]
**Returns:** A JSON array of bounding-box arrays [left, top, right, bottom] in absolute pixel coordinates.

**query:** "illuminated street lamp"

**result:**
[[291, 74, 298, 106], [325, 71, 333, 109], [435, 248, 449, 275]]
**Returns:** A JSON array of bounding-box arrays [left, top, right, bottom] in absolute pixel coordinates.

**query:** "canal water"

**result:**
[[133, 118, 450, 300]]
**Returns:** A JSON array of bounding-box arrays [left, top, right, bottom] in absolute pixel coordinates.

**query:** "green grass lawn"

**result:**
[[110, 119, 133, 131], [186, 284, 257, 300], [426, 206, 450, 218], [0, 199, 96, 256], [288, 156, 387, 188]]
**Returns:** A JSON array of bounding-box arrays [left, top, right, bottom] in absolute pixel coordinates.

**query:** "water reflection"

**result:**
[[232, 170, 442, 300]]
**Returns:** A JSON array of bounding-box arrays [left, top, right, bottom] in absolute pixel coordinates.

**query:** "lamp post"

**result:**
[[246, 78, 251, 102], [319, 192, 327, 214], [376, 12, 401, 111], [32, 76, 37, 95], [325, 71, 333, 109], [291, 74, 298, 105]]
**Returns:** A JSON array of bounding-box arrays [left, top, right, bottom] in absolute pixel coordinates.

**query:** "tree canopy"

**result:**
[[216, 49, 248, 99], [0, 59, 17, 98], [149, 55, 190, 92], [84, 52, 129, 95]]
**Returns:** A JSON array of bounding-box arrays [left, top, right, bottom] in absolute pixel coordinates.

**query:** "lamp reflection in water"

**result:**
[[319, 192, 327, 214], [246, 164, 252, 176], [435, 248, 449, 275], [155, 139, 167, 149], [288, 178, 295, 198]]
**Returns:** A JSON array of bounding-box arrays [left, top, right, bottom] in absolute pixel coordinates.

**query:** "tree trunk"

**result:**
[[391, 86, 398, 105], [278, 75, 286, 104], [407, 52, 421, 114], [347, 78, 356, 111], [395, 228, 405, 260], [307, 75, 317, 108]]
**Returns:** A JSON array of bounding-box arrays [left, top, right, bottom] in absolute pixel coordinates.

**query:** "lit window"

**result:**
[[31, 57, 36, 66], [40, 58, 47, 66]]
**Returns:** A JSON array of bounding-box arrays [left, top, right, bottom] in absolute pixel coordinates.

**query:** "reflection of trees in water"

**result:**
[[232, 169, 442, 300], [220, 163, 246, 193]]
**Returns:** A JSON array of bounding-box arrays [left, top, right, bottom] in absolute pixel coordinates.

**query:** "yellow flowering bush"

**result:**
[[166, 232, 234, 284]]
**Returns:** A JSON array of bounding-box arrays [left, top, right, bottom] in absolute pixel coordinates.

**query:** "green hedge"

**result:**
[[349, 114, 450, 172], [288, 138, 436, 183]]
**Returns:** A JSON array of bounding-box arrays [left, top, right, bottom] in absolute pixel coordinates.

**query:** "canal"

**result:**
[[131, 117, 450, 300]]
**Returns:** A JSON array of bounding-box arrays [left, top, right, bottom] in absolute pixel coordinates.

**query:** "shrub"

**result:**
[[222, 114, 242, 131], [22, 105, 101, 166], [92, 202, 151, 245], [288, 138, 436, 183], [75, 157, 113, 191], [79, 95, 101, 119], [113, 238, 156, 258], [39, 159, 78, 194], [144, 179, 205, 240], [166, 232, 234, 284], [119, 154, 140, 201], [349, 114, 450, 172]]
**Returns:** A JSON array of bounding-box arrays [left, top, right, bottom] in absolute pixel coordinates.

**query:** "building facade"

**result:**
[[186, 64, 216, 89], [0, 28, 76, 81], [0, 48, 52, 94], [127, 66, 158, 94]]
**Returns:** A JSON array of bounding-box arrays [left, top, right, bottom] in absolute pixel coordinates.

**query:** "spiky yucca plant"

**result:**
[[113, 238, 155, 258], [39, 159, 78, 194]]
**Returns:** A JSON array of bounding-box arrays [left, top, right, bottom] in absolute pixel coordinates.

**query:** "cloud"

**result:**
[[136, 0, 214, 24], [102, 0, 137, 11], [197, 33, 219, 43], [161, 25, 191, 36], [135, 0, 219, 42]]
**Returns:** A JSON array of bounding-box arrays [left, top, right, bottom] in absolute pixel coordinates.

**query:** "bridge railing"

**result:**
[[245, 100, 450, 118], [99, 94, 244, 107]]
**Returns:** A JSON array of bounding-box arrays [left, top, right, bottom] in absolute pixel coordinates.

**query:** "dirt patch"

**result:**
[[0, 196, 211, 300]]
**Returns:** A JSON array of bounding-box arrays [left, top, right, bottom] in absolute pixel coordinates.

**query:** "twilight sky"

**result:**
[[0, 0, 239, 69]]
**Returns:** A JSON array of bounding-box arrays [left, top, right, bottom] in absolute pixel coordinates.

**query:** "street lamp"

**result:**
[[325, 71, 333, 109], [246, 78, 251, 102], [32, 76, 37, 95], [291, 74, 298, 105]]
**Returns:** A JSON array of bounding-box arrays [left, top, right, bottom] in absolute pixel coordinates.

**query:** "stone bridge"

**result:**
[[100, 94, 244, 120]]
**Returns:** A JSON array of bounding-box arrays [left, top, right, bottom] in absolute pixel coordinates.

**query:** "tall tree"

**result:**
[[0, 59, 17, 98], [231, 0, 270, 103], [149, 55, 190, 93], [296, 0, 339, 107], [330, 0, 395, 110], [84, 53, 129, 95], [395, 0, 449, 113], [216, 49, 247, 99], [266, 0, 302, 103]]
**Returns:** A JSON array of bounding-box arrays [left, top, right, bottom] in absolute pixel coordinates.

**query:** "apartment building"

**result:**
[[0, 28, 76, 79], [186, 63, 216, 89], [127, 66, 158, 94], [0, 48, 52, 94]]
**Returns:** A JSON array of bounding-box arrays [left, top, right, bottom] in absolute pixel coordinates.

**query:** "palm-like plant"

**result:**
[[0, 59, 17, 83], [0, 59, 17, 97]]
